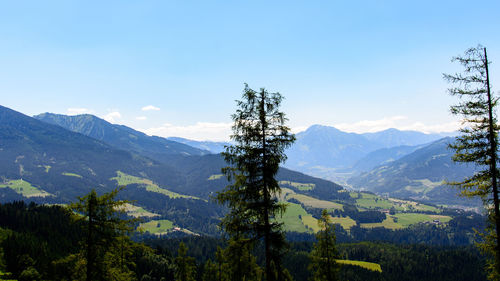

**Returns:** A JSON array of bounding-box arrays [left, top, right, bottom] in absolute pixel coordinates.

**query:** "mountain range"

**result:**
[[347, 137, 480, 206], [0, 106, 349, 235]]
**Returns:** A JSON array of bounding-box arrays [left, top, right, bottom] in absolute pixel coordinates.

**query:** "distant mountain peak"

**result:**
[[34, 112, 210, 160]]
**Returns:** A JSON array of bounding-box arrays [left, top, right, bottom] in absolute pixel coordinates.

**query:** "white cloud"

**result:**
[[141, 105, 160, 111], [67, 108, 93, 115], [141, 122, 232, 141], [291, 126, 309, 134], [333, 116, 459, 134], [103, 111, 122, 123], [136, 116, 147, 120], [398, 121, 461, 133]]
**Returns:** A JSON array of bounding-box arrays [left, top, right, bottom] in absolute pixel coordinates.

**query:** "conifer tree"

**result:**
[[217, 84, 295, 281], [308, 210, 340, 281], [224, 236, 262, 281], [174, 242, 196, 281], [71, 188, 135, 281], [445, 45, 500, 279]]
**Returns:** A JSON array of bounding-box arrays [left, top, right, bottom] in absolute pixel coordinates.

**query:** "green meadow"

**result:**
[[111, 171, 200, 200], [62, 172, 82, 178], [0, 179, 52, 198], [138, 219, 175, 234], [279, 180, 316, 191], [207, 174, 224, 180], [280, 203, 316, 233], [287, 193, 344, 210], [336, 260, 382, 272]]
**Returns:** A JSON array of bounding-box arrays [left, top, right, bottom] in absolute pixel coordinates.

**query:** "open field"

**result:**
[[279, 180, 315, 191], [356, 193, 399, 210], [336, 259, 382, 272], [361, 215, 402, 230], [288, 193, 343, 210], [354, 192, 440, 213], [138, 219, 174, 234], [111, 171, 200, 200], [393, 213, 451, 227], [388, 198, 440, 213], [207, 174, 223, 180], [62, 172, 82, 178], [280, 203, 315, 233], [120, 203, 160, 218], [37, 165, 51, 173], [330, 216, 357, 230], [0, 179, 52, 198], [403, 179, 445, 195]]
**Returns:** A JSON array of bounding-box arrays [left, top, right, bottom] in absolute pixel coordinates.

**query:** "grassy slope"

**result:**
[[111, 171, 199, 200], [0, 179, 52, 198], [138, 219, 175, 234], [121, 203, 159, 218], [62, 172, 83, 178], [279, 180, 315, 191], [393, 213, 451, 227], [336, 259, 382, 272]]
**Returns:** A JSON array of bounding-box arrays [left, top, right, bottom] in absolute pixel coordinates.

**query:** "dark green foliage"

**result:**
[[217, 84, 295, 281], [309, 210, 340, 281], [71, 188, 137, 281], [0, 199, 179, 280], [175, 242, 197, 281]]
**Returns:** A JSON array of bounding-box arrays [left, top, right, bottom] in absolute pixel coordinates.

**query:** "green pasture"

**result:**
[[121, 203, 159, 218], [280, 203, 315, 233], [279, 180, 315, 191], [361, 215, 402, 230], [288, 194, 343, 210], [207, 174, 223, 180], [0, 179, 51, 198], [356, 193, 396, 210], [393, 213, 451, 227], [62, 172, 82, 178], [111, 171, 199, 200], [330, 216, 357, 230], [336, 259, 382, 272], [138, 219, 174, 234]]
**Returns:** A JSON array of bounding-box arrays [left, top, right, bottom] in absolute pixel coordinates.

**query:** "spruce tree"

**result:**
[[71, 188, 135, 281], [217, 84, 295, 281], [445, 45, 500, 279], [308, 210, 340, 281], [174, 242, 196, 281]]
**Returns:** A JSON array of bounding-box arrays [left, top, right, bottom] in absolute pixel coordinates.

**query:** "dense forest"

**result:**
[[0, 200, 488, 281]]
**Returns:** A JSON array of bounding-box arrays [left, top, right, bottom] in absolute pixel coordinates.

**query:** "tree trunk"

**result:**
[[484, 47, 500, 276]]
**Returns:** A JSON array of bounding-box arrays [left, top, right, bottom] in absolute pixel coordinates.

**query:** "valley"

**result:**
[[0, 105, 481, 238]]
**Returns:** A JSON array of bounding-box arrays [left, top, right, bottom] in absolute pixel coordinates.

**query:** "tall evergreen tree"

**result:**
[[71, 188, 135, 281], [217, 84, 295, 281], [308, 210, 340, 281], [174, 242, 196, 281], [444, 45, 500, 279]]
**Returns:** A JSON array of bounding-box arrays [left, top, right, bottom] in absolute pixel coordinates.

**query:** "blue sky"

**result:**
[[1, 1, 499, 140]]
